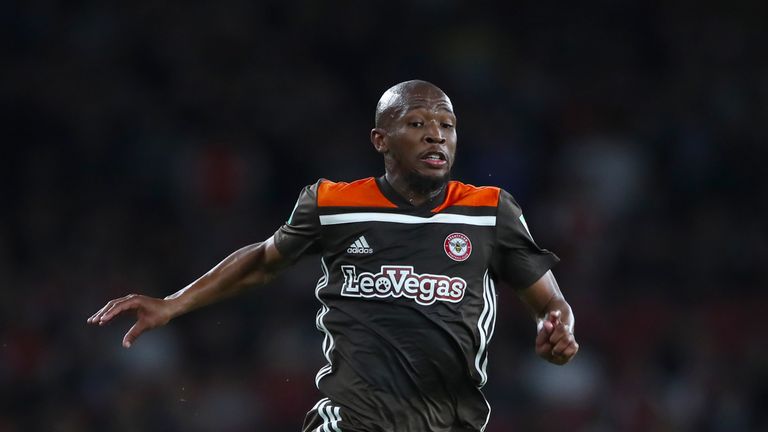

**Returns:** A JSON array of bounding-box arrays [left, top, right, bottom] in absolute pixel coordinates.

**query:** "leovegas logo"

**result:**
[[340, 265, 466, 306]]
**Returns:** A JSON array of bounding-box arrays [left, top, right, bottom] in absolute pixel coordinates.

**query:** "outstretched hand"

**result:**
[[535, 310, 579, 365], [87, 294, 175, 348]]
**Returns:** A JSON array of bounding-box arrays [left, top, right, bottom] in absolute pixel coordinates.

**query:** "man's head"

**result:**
[[371, 80, 457, 197]]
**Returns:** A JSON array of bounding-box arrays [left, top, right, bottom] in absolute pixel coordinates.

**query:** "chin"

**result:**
[[406, 170, 451, 196]]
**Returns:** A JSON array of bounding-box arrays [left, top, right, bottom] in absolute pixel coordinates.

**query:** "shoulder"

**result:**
[[315, 177, 396, 208], [434, 181, 502, 212], [316, 177, 376, 193]]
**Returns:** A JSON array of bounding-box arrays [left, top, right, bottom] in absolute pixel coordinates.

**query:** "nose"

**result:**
[[424, 122, 446, 144]]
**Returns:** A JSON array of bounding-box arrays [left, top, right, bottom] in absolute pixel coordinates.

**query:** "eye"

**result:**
[[441, 122, 454, 129], [409, 121, 424, 128]]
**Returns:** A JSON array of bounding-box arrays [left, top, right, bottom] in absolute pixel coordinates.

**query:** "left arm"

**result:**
[[492, 189, 578, 365], [515, 270, 579, 365]]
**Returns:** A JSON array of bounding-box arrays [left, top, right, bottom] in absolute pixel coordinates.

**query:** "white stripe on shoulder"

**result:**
[[319, 212, 496, 226]]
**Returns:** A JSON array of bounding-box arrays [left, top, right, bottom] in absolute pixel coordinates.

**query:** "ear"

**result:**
[[370, 128, 388, 154]]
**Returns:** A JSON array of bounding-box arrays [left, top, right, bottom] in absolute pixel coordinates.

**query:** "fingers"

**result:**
[[546, 309, 561, 325], [548, 320, 575, 353], [548, 321, 572, 345], [535, 318, 555, 358], [87, 300, 116, 324], [551, 336, 575, 356], [535, 312, 579, 365], [549, 340, 579, 365], [535, 319, 554, 346], [100, 298, 142, 324], [123, 321, 148, 348], [560, 341, 579, 358], [549, 326, 578, 364], [86, 294, 139, 325], [87, 298, 118, 324], [535, 310, 561, 347]]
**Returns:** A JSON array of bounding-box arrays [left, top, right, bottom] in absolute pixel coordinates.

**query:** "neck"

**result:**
[[385, 171, 446, 206]]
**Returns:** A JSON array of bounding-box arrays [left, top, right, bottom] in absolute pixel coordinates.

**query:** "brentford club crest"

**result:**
[[444, 233, 472, 261]]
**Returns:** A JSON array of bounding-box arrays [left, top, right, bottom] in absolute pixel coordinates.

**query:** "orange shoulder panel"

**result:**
[[432, 181, 500, 212], [317, 178, 398, 208]]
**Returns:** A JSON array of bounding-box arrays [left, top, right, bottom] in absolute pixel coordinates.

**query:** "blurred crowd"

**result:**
[[2, 1, 766, 431]]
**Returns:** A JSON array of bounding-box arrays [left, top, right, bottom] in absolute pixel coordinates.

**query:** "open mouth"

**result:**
[[419, 151, 448, 167]]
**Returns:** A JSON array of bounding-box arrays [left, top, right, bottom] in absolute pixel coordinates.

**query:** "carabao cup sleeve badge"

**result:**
[[444, 232, 472, 261]]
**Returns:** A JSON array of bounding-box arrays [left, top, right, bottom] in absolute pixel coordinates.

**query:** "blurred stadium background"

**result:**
[[2, 1, 766, 431]]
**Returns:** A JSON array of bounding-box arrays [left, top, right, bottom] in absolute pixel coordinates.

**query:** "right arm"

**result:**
[[86, 236, 288, 348]]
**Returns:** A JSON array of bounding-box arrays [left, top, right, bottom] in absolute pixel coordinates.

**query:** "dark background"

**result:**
[[2, 1, 767, 431]]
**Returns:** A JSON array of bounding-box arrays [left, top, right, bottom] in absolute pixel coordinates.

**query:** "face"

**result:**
[[372, 89, 457, 185]]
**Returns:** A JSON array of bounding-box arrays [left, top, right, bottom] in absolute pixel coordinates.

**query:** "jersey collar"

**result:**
[[375, 175, 448, 211]]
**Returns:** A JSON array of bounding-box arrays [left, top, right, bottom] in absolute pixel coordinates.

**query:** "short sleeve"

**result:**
[[490, 189, 560, 289], [273, 182, 322, 262]]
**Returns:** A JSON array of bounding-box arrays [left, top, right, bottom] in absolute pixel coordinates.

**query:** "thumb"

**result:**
[[123, 321, 148, 348], [547, 310, 562, 325], [536, 319, 554, 346]]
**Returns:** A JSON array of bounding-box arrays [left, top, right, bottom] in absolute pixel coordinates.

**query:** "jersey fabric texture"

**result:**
[[274, 176, 559, 432]]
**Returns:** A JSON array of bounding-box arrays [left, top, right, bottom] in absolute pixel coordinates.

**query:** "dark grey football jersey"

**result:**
[[274, 176, 559, 432]]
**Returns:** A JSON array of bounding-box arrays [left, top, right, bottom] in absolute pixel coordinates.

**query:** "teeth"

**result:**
[[427, 155, 440, 160]]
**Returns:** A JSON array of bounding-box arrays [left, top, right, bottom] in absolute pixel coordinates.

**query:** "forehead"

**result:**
[[399, 91, 454, 116]]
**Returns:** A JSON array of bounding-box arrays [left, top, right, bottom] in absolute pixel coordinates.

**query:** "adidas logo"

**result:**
[[347, 236, 374, 254]]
